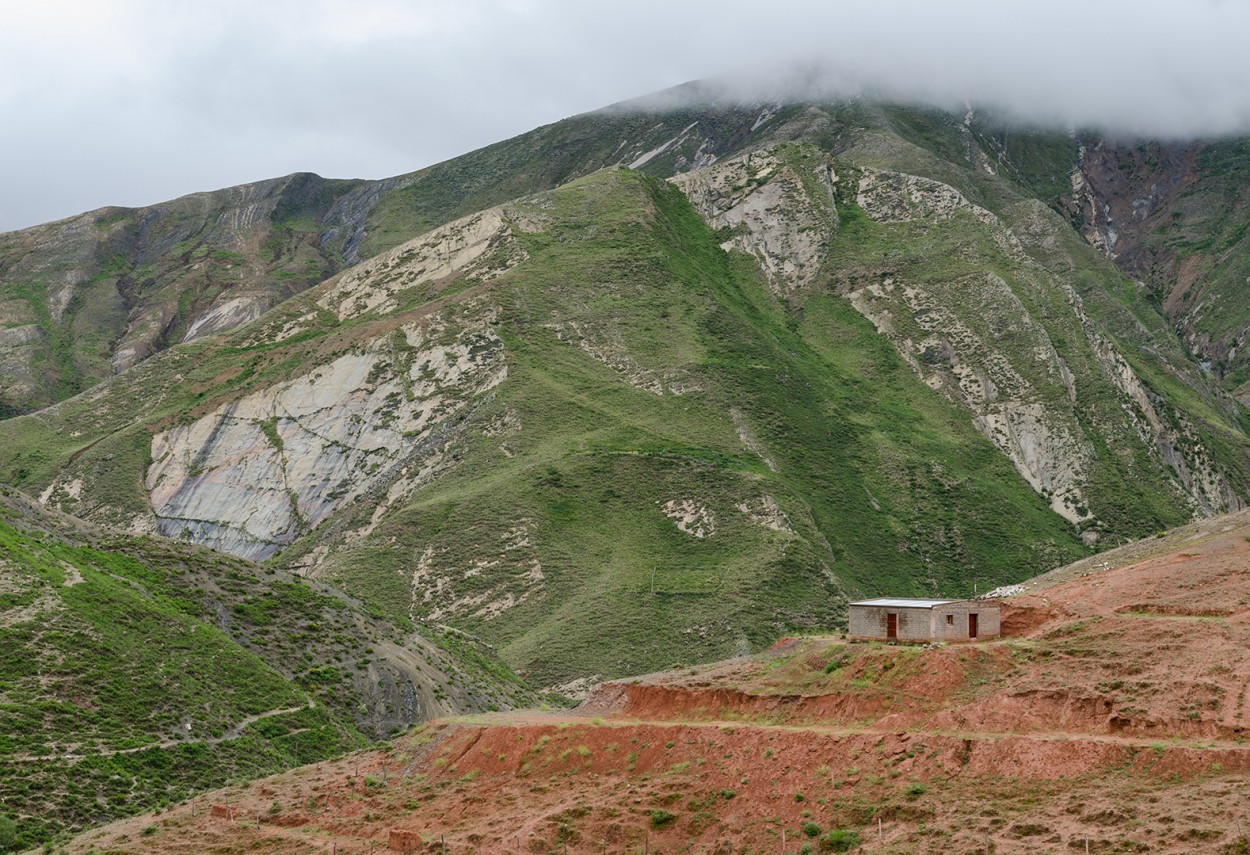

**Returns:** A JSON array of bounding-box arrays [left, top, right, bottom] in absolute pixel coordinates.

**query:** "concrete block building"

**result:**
[[848, 598, 1000, 642]]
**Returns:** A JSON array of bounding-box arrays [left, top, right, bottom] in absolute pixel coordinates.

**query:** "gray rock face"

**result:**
[[847, 168, 1243, 527], [672, 146, 835, 297], [147, 315, 506, 558], [671, 152, 1242, 535], [317, 208, 523, 321], [319, 174, 416, 265], [139, 204, 526, 558]]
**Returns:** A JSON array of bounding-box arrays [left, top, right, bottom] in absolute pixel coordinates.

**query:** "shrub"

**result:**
[[822, 829, 860, 852], [650, 810, 676, 828], [803, 820, 823, 837]]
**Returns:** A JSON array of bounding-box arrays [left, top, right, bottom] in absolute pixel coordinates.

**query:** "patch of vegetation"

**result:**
[[821, 828, 861, 852], [649, 809, 677, 828]]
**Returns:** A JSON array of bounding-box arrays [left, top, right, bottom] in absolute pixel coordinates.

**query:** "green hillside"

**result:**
[[0, 165, 1094, 691], [0, 488, 533, 849], [7, 80, 1250, 854], [301, 168, 1087, 686], [0, 496, 357, 847]]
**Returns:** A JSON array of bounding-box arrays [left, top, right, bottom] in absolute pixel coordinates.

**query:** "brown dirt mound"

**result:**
[[999, 601, 1061, 636]]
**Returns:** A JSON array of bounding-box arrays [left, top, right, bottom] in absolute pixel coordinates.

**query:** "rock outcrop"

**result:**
[[672, 145, 835, 297], [147, 314, 505, 558]]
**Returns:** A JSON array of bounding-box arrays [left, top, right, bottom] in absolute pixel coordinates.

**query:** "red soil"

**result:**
[[65, 513, 1250, 853]]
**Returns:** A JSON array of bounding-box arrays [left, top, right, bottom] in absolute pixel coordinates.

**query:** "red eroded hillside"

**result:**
[[64, 512, 1250, 853]]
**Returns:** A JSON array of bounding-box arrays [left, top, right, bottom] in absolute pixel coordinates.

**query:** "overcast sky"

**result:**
[[3, 0, 1250, 232]]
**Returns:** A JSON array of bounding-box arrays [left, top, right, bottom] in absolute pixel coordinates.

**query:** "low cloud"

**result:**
[[3, 0, 1249, 231]]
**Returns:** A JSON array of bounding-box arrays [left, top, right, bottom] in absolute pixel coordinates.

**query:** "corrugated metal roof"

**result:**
[[849, 598, 961, 609]]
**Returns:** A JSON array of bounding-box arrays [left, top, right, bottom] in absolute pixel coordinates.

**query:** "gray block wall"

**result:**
[[848, 605, 933, 641], [931, 602, 1001, 641], [848, 602, 1000, 642]]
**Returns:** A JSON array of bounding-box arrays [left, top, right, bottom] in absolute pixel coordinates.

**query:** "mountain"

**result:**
[[0, 158, 1089, 690], [0, 173, 361, 415], [0, 98, 783, 418], [0, 486, 533, 848], [5, 79, 1250, 850], [1063, 137, 1250, 395], [58, 509, 1250, 853], [6, 89, 1250, 683]]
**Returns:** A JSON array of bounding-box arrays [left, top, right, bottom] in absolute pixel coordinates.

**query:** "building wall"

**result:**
[[931, 602, 1000, 641], [849, 602, 1001, 642], [848, 605, 935, 641]]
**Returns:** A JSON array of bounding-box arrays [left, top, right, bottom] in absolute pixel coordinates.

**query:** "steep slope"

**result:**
[[0, 173, 374, 415], [0, 487, 533, 849], [1067, 138, 1250, 395], [61, 512, 1250, 854], [0, 167, 1087, 693], [964, 120, 1250, 396], [0, 95, 781, 418], [5, 89, 1250, 688], [676, 139, 1248, 537]]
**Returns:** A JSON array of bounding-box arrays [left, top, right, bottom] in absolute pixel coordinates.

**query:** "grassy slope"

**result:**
[[355, 104, 785, 260], [0, 487, 537, 850], [369, 101, 1250, 535], [283, 169, 1084, 687], [845, 107, 1250, 524], [0, 496, 363, 848]]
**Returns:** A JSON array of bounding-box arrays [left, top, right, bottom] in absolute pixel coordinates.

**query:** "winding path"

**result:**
[[11, 698, 316, 764]]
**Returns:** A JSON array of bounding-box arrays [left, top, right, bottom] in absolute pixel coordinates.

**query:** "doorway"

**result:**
[[968, 613, 979, 639], [886, 613, 898, 640]]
